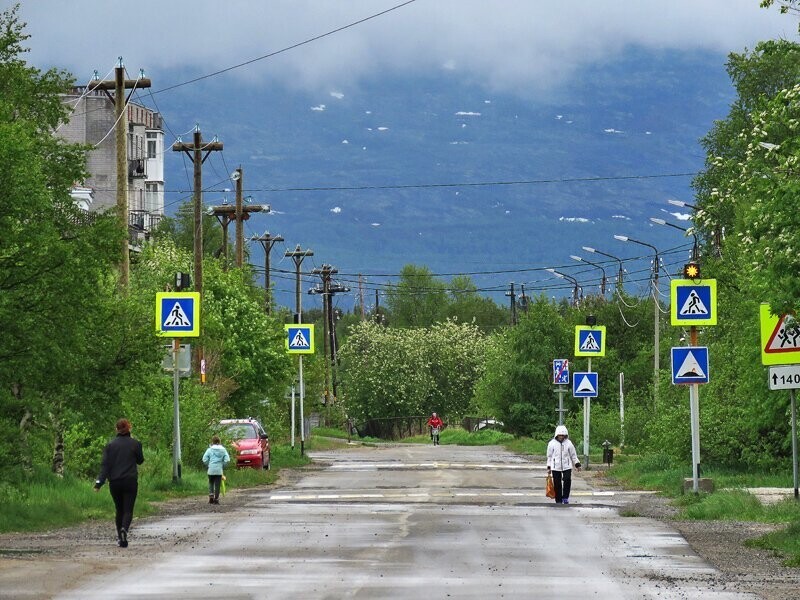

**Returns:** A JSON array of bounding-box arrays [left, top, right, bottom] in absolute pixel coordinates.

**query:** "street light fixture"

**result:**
[[667, 199, 697, 210], [570, 255, 607, 296], [650, 217, 699, 261], [615, 234, 661, 411], [582, 246, 625, 287], [546, 268, 581, 306]]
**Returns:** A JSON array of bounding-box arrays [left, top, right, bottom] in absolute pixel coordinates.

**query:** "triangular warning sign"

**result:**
[[576, 375, 596, 394], [765, 316, 800, 353], [580, 333, 600, 351], [676, 351, 706, 379], [290, 330, 310, 349], [679, 290, 709, 316], [163, 302, 191, 327]]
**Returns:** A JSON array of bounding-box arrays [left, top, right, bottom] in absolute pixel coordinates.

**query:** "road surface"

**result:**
[[1, 444, 758, 599]]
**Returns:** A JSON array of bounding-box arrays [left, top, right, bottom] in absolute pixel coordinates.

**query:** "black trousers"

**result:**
[[552, 469, 572, 503], [109, 477, 138, 535], [208, 474, 222, 498]]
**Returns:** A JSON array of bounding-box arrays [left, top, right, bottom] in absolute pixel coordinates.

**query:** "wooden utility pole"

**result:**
[[172, 126, 223, 297], [359, 274, 365, 320], [251, 231, 284, 313], [285, 245, 314, 322], [327, 282, 350, 401], [208, 200, 268, 271], [505, 282, 517, 326], [234, 167, 244, 267], [312, 264, 338, 405], [87, 58, 151, 288]]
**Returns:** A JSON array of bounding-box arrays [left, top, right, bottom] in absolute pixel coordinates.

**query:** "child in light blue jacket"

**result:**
[[202, 435, 230, 505]]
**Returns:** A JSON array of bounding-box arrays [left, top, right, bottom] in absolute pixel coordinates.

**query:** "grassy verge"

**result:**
[[0, 443, 310, 534], [608, 452, 800, 566]]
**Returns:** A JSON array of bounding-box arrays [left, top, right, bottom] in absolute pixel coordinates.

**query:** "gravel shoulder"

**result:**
[[586, 469, 800, 600], [0, 460, 798, 599]]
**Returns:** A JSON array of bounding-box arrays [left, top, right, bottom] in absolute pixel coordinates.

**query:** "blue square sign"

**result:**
[[573, 372, 598, 398], [671, 346, 709, 385], [553, 359, 570, 385]]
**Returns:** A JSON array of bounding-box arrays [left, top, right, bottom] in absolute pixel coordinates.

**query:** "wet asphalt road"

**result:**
[[54, 444, 757, 599]]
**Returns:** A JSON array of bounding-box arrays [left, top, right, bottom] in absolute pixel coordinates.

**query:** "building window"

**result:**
[[146, 132, 157, 158]]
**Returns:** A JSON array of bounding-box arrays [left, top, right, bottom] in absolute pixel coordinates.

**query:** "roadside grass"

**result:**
[[400, 428, 515, 446], [0, 444, 310, 534], [310, 427, 382, 445], [608, 452, 800, 565]]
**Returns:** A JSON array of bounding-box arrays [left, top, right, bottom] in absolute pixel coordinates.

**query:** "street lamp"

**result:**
[[615, 234, 661, 411], [582, 246, 625, 288], [650, 217, 699, 261], [546, 268, 580, 306], [570, 254, 607, 296]]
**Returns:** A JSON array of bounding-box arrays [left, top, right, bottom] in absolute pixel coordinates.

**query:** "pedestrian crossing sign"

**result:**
[[573, 372, 598, 397], [670, 279, 717, 326], [759, 303, 800, 366], [285, 324, 315, 354], [671, 346, 709, 385], [574, 326, 606, 357], [156, 292, 201, 337]]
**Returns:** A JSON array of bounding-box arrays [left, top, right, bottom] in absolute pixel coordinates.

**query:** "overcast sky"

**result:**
[[14, 1, 796, 96]]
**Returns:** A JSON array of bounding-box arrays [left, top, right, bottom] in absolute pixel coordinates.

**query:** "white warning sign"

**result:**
[[163, 302, 191, 327], [290, 330, 310, 349], [675, 351, 706, 379], [678, 290, 709, 316], [580, 333, 600, 352]]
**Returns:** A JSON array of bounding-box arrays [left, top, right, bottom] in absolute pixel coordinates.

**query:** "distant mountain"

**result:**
[[155, 46, 732, 309]]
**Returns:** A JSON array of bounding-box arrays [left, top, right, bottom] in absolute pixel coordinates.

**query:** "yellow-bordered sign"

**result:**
[[574, 326, 606, 357], [285, 324, 315, 354], [759, 303, 800, 366], [156, 292, 200, 337], [670, 279, 717, 326]]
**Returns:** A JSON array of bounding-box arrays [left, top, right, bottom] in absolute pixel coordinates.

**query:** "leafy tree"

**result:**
[[385, 264, 448, 327], [473, 296, 571, 437], [445, 275, 508, 331], [338, 320, 487, 424]]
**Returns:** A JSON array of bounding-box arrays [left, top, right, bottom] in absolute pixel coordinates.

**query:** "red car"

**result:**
[[219, 418, 270, 470]]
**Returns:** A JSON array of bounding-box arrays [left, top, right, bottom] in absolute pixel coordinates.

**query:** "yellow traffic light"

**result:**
[[683, 262, 701, 279]]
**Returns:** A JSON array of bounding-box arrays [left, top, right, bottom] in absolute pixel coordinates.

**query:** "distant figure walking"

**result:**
[[94, 419, 144, 547], [427, 412, 444, 446], [546, 425, 581, 504], [202, 435, 230, 505]]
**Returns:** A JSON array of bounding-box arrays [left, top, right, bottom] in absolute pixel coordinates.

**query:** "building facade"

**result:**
[[60, 87, 165, 242]]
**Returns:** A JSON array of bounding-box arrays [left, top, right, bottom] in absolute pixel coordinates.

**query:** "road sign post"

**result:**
[[760, 304, 800, 499], [155, 291, 201, 483], [669, 280, 716, 494]]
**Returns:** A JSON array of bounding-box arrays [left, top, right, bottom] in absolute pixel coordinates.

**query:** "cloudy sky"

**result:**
[[15, 1, 796, 96]]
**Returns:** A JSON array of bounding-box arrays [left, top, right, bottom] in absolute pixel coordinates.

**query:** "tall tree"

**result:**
[[385, 264, 448, 327]]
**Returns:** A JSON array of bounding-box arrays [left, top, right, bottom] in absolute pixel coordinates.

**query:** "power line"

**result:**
[[153, 0, 419, 95]]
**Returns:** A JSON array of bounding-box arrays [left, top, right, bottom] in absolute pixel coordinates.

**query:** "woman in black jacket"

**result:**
[[94, 418, 144, 547]]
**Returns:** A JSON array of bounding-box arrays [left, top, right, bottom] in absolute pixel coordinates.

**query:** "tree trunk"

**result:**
[[14, 383, 33, 474], [51, 416, 64, 477]]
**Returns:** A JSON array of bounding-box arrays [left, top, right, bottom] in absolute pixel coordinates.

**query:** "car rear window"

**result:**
[[224, 424, 257, 439]]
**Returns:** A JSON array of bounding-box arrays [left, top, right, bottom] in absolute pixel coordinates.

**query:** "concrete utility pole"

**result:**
[[250, 231, 284, 313], [172, 126, 223, 297], [285, 244, 313, 456], [87, 58, 151, 288]]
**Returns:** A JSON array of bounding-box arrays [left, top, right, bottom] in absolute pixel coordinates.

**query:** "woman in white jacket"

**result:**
[[546, 425, 581, 504]]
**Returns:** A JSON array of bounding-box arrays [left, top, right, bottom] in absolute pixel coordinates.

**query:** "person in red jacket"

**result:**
[[426, 412, 444, 445]]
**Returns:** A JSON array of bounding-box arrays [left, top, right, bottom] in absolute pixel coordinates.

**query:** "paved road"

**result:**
[[53, 444, 755, 599]]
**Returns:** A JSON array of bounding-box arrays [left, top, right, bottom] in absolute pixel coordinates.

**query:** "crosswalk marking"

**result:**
[[327, 462, 541, 471], [266, 490, 638, 502]]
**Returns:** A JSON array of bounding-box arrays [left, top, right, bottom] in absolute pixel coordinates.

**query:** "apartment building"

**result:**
[[60, 87, 165, 242]]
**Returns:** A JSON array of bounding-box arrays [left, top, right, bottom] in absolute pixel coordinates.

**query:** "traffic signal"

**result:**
[[682, 262, 701, 279]]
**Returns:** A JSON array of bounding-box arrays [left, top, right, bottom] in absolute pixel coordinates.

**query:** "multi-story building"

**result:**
[[59, 87, 165, 243]]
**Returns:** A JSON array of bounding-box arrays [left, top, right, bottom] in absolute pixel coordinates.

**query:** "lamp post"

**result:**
[[650, 217, 699, 261], [668, 198, 723, 256], [570, 255, 607, 296], [582, 246, 624, 288], [615, 234, 661, 411], [546, 268, 580, 307]]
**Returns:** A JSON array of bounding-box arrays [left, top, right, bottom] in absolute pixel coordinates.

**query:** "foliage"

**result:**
[[338, 319, 488, 422], [473, 295, 572, 436]]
